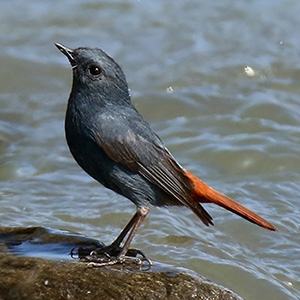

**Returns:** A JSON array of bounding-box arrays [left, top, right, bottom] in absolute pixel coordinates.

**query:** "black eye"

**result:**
[[88, 65, 102, 76]]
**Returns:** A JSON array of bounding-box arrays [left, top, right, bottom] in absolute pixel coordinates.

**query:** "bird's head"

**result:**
[[55, 43, 130, 104]]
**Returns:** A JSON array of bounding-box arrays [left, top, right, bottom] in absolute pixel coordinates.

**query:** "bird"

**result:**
[[55, 43, 276, 266]]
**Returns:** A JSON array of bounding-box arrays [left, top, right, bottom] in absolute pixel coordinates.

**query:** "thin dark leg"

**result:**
[[87, 207, 151, 267], [110, 211, 140, 248], [117, 207, 149, 260]]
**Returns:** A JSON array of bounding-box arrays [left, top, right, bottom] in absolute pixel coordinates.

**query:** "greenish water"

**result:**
[[1, 1, 300, 299]]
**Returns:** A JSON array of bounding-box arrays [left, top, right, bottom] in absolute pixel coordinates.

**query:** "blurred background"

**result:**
[[0, 1, 300, 299]]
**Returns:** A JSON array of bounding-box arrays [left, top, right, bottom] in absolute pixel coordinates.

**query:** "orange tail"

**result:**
[[185, 171, 276, 231]]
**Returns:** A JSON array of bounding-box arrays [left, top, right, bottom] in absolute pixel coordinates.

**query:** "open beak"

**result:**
[[55, 43, 76, 67]]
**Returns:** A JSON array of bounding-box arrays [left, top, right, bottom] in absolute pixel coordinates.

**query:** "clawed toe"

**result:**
[[72, 244, 152, 268], [86, 254, 152, 268]]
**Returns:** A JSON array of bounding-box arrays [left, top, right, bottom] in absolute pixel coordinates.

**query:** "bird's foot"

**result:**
[[71, 244, 152, 269], [86, 252, 151, 268]]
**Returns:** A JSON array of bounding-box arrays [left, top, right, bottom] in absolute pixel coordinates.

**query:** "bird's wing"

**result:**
[[92, 118, 213, 226], [95, 127, 189, 198]]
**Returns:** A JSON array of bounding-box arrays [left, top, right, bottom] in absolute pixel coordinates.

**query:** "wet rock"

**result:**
[[0, 227, 243, 300]]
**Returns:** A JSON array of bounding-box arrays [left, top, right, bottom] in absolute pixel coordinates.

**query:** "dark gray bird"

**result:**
[[55, 43, 276, 266]]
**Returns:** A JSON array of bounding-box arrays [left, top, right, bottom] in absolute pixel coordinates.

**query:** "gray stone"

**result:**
[[0, 227, 243, 300]]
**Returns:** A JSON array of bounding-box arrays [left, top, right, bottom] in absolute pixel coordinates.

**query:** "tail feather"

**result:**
[[184, 171, 276, 231]]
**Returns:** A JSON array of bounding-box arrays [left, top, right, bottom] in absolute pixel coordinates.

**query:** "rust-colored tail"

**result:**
[[185, 171, 276, 231]]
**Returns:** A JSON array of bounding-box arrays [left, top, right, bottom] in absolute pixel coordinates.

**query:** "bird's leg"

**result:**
[[109, 211, 140, 248], [116, 207, 149, 259], [87, 207, 151, 267]]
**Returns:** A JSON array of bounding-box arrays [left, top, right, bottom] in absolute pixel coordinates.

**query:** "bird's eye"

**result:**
[[88, 65, 102, 76]]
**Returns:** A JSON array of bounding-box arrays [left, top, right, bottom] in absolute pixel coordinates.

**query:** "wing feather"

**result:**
[[94, 125, 213, 226]]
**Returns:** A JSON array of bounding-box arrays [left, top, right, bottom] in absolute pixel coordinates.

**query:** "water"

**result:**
[[1, 1, 300, 299]]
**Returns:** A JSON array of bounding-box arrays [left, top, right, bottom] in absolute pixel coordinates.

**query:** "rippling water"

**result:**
[[1, 1, 300, 299]]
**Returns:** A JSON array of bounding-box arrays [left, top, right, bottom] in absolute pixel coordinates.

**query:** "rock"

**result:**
[[0, 227, 243, 300]]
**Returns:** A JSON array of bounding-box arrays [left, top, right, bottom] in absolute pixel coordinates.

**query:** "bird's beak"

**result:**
[[55, 43, 76, 67]]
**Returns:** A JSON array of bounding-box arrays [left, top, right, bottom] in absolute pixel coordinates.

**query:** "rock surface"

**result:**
[[0, 227, 243, 300]]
